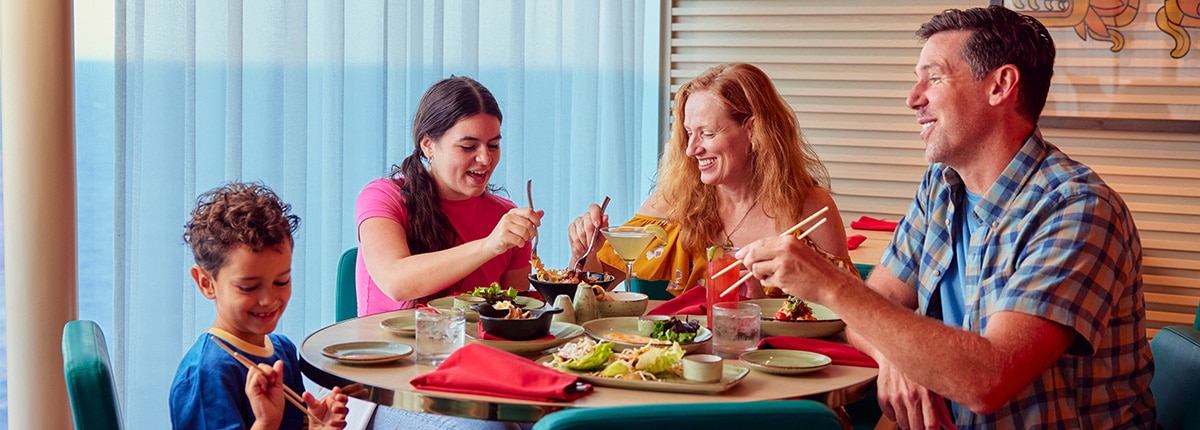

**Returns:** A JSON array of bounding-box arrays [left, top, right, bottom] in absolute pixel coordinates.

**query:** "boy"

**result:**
[[170, 182, 348, 429]]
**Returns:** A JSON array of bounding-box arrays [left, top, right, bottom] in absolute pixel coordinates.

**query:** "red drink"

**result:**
[[706, 251, 740, 329]]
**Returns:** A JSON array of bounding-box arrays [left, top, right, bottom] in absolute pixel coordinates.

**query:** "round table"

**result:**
[[300, 307, 877, 423]]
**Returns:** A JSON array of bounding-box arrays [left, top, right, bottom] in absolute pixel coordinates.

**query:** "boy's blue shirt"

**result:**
[[170, 329, 304, 430]]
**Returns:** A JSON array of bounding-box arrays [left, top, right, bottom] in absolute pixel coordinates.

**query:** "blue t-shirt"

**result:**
[[169, 330, 305, 429], [939, 190, 983, 327]]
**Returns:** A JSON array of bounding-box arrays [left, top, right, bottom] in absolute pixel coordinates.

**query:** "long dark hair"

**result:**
[[390, 76, 502, 254]]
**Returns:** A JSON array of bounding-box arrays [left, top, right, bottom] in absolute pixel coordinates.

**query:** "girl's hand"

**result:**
[[246, 360, 285, 428], [483, 207, 542, 257]]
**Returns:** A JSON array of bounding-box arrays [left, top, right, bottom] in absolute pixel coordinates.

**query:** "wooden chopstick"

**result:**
[[719, 216, 829, 298], [210, 335, 324, 425], [709, 206, 830, 279]]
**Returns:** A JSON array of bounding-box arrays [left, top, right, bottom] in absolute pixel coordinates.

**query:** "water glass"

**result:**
[[711, 302, 760, 359], [415, 307, 465, 366]]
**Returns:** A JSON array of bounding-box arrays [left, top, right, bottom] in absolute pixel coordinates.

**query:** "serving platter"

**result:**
[[739, 350, 831, 375], [581, 316, 710, 353], [321, 341, 413, 365], [745, 299, 845, 338], [379, 315, 416, 337], [538, 356, 749, 394], [428, 295, 545, 323], [465, 321, 584, 356]]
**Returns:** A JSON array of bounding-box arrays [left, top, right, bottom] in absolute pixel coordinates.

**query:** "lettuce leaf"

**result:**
[[597, 360, 631, 378], [634, 343, 684, 374], [564, 342, 613, 371]]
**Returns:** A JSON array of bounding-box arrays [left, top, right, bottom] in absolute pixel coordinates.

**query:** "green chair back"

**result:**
[[62, 320, 123, 430], [532, 400, 842, 430], [628, 278, 673, 300], [1193, 304, 1199, 332], [337, 247, 359, 322], [1150, 324, 1200, 429]]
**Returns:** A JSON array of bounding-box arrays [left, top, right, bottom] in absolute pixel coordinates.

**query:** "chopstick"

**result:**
[[210, 335, 324, 425], [709, 206, 830, 279], [718, 214, 829, 298]]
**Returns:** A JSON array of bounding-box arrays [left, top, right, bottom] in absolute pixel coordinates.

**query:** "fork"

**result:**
[[575, 196, 611, 270], [526, 180, 540, 265]]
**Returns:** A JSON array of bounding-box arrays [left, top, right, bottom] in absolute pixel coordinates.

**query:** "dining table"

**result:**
[[300, 301, 879, 424]]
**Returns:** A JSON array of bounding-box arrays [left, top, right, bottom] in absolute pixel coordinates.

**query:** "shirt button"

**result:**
[[934, 269, 942, 277], [991, 221, 998, 229]]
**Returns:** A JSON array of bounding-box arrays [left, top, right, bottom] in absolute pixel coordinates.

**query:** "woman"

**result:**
[[356, 76, 541, 315], [570, 63, 856, 296]]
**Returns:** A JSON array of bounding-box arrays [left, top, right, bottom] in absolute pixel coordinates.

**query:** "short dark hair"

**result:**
[[183, 182, 300, 276], [918, 5, 1056, 122]]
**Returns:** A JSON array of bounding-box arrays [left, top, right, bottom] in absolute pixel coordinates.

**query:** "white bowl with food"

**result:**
[[745, 298, 845, 338]]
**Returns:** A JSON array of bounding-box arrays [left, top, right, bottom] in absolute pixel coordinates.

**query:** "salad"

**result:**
[[461, 282, 519, 305], [651, 317, 701, 344], [545, 338, 685, 381]]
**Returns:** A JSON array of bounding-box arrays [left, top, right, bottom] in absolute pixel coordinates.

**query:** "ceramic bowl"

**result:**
[[597, 292, 649, 318], [472, 303, 564, 341], [528, 271, 616, 303]]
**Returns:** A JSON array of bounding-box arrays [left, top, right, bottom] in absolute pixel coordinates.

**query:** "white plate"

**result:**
[[538, 356, 749, 394], [465, 321, 584, 356], [740, 350, 832, 375], [321, 341, 413, 365], [746, 299, 845, 338], [379, 316, 417, 337], [428, 296, 545, 323], [581, 316, 710, 353]]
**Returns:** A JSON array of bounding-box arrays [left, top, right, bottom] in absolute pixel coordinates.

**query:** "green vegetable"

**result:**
[[462, 282, 519, 304], [597, 360, 630, 378], [634, 343, 684, 374], [651, 317, 700, 343], [564, 342, 613, 371]]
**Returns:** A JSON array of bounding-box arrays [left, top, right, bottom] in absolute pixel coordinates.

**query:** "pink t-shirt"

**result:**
[[355, 178, 532, 315]]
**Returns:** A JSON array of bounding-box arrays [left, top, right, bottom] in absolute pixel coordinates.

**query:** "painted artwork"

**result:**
[[1006, 0, 1199, 58]]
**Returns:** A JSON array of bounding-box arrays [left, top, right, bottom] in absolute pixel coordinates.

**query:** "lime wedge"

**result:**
[[706, 245, 725, 261], [644, 225, 668, 242]]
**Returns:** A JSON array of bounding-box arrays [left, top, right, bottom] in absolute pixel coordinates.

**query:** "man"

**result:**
[[738, 6, 1156, 429]]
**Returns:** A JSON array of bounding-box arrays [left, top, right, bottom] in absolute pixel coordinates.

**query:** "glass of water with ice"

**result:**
[[415, 307, 465, 366], [711, 302, 760, 359]]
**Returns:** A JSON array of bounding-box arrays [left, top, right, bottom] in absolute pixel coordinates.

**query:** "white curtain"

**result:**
[[76, 1, 661, 426]]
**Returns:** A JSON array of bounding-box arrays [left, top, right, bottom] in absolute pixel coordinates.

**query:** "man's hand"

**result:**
[[876, 357, 956, 430]]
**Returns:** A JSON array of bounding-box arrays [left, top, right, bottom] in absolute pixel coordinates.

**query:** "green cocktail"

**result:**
[[600, 226, 658, 291]]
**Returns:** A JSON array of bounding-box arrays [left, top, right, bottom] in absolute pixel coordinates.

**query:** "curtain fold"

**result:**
[[93, 1, 658, 426]]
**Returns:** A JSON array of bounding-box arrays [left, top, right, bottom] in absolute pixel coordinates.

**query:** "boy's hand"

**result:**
[[305, 386, 350, 429], [246, 360, 286, 429]]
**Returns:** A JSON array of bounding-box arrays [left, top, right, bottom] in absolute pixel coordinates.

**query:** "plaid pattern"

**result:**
[[881, 133, 1157, 429]]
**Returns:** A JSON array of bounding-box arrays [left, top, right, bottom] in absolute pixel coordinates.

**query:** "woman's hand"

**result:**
[[483, 207, 542, 257], [305, 386, 351, 429], [568, 203, 610, 263], [246, 360, 285, 429]]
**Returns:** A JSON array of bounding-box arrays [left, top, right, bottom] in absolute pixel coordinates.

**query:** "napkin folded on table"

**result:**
[[846, 234, 867, 250], [850, 216, 898, 232], [758, 336, 878, 368], [410, 343, 593, 402], [646, 285, 709, 316]]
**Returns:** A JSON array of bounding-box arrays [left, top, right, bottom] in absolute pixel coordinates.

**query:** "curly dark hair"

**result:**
[[183, 182, 301, 276], [918, 5, 1056, 122]]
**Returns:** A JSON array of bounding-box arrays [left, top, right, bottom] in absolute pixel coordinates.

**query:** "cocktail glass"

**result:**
[[600, 226, 656, 292]]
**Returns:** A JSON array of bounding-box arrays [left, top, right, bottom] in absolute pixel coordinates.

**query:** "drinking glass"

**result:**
[[600, 226, 656, 292], [415, 307, 465, 366], [711, 302, 760, 359], [706, 247, 741, 329]]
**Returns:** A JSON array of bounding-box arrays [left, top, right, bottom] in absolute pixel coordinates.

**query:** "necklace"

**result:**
[[722, 198, 759, 247]]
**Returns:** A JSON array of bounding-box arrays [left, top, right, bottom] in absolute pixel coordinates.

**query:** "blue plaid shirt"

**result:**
[[881, 133, 1157, 428]]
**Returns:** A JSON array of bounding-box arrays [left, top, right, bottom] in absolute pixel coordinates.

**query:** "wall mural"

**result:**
[[1005, 0, 1199, 58]]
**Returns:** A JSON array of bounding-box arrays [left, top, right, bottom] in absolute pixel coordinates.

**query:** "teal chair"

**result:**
[[62, 319, 123, 430], [531, 400, 842, 430], [336, 247, 359, 322]]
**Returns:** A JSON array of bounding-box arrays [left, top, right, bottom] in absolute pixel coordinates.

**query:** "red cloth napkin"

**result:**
[[646, 285, 709, 316], [846, 234, 867, 250], [478, 322, 556, 342], [758, 336, 878, 368], [410, 343, 593, 402], [850, 216, 898, 232]]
